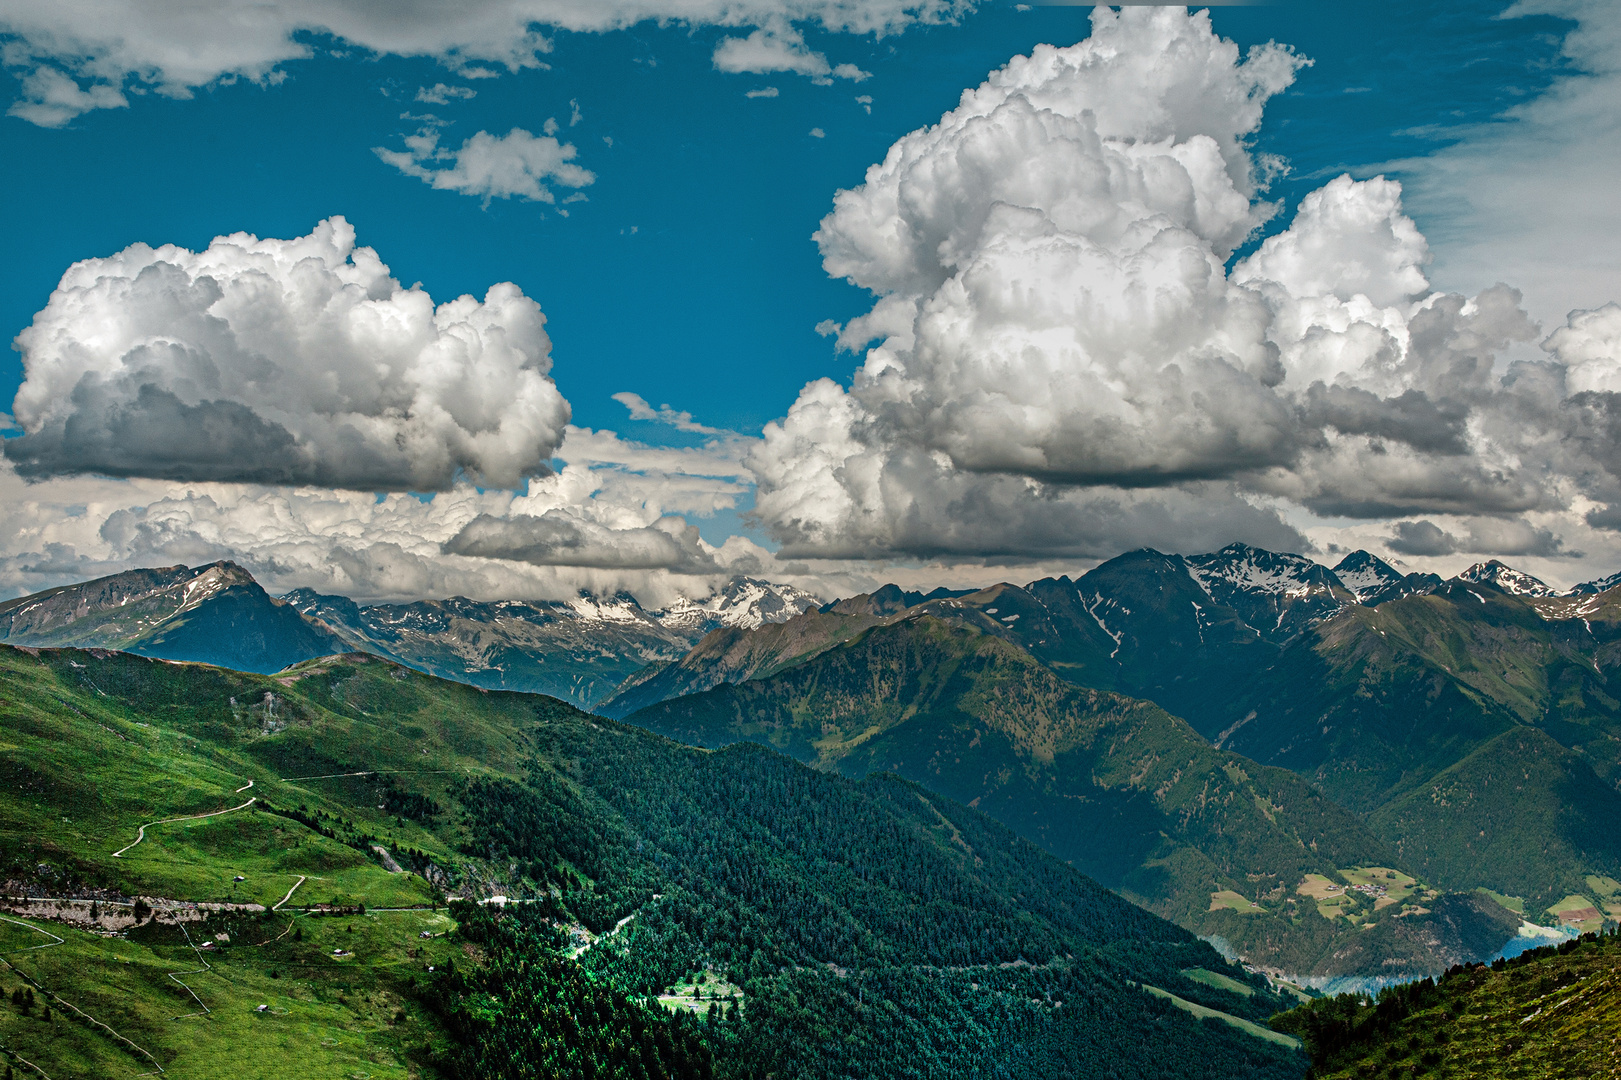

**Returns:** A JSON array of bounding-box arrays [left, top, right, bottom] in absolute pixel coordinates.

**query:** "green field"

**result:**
[[1183, 966, 1256, 998], [1, 907, 458, 1079], [1209, 890, 1265, 914], [1141, 985, 1303, 1050]]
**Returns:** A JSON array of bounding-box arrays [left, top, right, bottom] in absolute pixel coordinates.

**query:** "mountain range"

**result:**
[[6, 544, 1621, 986], [614, 546, 1621, 981], [0, 564, 818, 706]]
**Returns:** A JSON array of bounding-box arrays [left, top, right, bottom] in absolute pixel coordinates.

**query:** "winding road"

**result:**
[[112, 797, 258, 859]]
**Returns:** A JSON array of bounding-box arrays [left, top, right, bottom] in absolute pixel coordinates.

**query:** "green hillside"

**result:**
[[1367, 727, 1621, 908], [598, 609, 877, 719], [1271, 930, 1621, 1079], [623, 616, 1517, 978], [0, 644, 1304, 1079]]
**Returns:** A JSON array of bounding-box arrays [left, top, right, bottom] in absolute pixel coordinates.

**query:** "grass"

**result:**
[[0, 908, 459, 1079], [1476, 888, 1525, 915], [1181, 967, 1254, 997], [1340, 867, 1420, 910], [1207, 890, 1265, 914], [1139, 985, 1302, 1050], [1275, 931, 1621, 1079], [0, 647, 511, 1077]]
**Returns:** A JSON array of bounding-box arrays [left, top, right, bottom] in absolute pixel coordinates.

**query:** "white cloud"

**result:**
[[808, 126, 825, 138], [6, 64, 126, 127], [0, 419, 771, 604], [747, 6, 1621, 566], [1, 0, 965, 125], [746, 86, 779, 98], [1547, 303, 1621, 395], [713, 25, 831, 77], [611, 392, 728, 435], [374, 124, 594, 204], [415, 82, 476, 104], [711, 23, 871, 86], [3, 217, 570, 491]]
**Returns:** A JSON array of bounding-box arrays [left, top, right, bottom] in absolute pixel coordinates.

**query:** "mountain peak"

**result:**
[[1455, 560, 1557, 597], [656, 576, 820, 632], [1185, 543, 1340, 598], [1569, 569, 1621, 596], [1332, 550, 1404, 602]]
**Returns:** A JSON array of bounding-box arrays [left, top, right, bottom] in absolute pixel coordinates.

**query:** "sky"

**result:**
[[2, 0, 1619, 604]]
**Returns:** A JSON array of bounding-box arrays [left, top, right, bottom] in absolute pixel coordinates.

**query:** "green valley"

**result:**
[[622, 614, 1519, 979], [0, 643, 1305, 1079]]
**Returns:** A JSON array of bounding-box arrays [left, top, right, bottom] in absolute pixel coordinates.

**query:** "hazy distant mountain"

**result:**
[[0, 561, 345, 673], [284, 575, 820, 708], [0, 563, 820, 705]]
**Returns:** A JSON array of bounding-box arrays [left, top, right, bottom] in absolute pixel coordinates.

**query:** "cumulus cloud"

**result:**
[[374, 124, 594, 204], [1547, 303, 1621, 394], [746, 6, 1621, 565], [746, 86, 779, 98], [3, 217, 570, 491], [2, 0, 965, 125]]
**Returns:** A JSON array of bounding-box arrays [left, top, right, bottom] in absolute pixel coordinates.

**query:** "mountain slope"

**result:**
[[596, 608, 878, 719], [1367, 726, 1621, 908], [0, 643, 1304, 1080], [1217, 580, 1621, 810], [0, 561, 344, 673], [1272, 932, 1621, 1080], [625, 615, 1516, 978]]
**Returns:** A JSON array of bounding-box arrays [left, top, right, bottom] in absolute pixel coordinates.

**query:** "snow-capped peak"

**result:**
[[1331, 551, 1403, 603], [1184, 543, 1338, 600], [1569, 569, 1621, 596], [656, 577, 821, 632], [1455, 561, 1557, 598], [568, 591, 653, 624]]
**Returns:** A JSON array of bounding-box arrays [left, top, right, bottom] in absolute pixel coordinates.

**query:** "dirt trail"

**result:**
[[112, 797, 258, 858], [272, 876, 306, 911]]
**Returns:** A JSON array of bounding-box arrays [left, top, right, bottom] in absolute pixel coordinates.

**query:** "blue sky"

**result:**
[[0, 1, 1578, 435], [2, 1, 1618, 603]]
